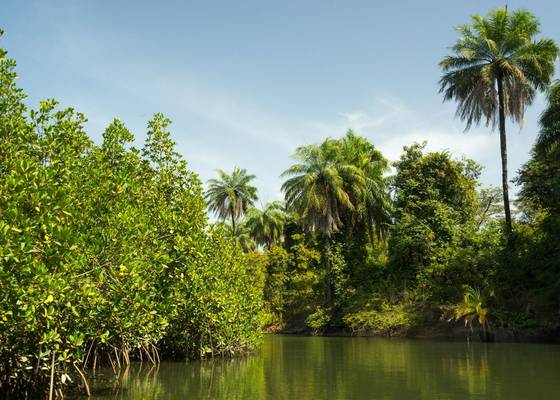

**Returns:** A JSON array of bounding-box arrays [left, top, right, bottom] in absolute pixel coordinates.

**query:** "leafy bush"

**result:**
[[305, 307, 331, 334], [0, 39, 262, 398], [343, 302, 418, 336]]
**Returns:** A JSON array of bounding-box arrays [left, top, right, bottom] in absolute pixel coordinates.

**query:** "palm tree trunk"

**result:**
[[231, 209, 236, 236], [497, 75, 513, 235], [324, 236, 333, 308]]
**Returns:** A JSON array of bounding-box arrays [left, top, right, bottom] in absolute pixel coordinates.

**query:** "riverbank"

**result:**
[[270, 322, 560, 344]]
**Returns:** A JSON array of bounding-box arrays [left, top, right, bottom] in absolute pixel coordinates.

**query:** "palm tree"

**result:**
[[281, 140, 364, 307], [338, 131, 392, 241], [443, 285, 492, 342], [439, 7, 558, 234], [245, 201, 286, 248], [205, 167, 258, 235]]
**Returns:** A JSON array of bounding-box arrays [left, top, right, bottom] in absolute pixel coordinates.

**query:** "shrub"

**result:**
[[305, 307, 331, 334]]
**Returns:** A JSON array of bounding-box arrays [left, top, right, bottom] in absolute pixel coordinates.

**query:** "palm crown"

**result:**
[[281, 139, 362, 237], [440, 8, 557, 129], [205, 167, 258, 234]]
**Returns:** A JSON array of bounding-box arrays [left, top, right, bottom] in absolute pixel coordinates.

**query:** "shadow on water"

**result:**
[[85, 335, 560, 400]]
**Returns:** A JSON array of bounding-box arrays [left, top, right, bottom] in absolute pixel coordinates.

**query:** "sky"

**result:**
[[2, 0, 559, 205]]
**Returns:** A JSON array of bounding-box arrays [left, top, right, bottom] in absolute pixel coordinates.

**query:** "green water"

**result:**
[[89, 335, 560, 400]]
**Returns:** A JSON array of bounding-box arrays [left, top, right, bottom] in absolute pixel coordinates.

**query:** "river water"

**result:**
[[89, 335, 560, 399]]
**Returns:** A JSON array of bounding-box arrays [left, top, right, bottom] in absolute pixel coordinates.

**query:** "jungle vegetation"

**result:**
[[0, 31, 263, 398], [1, 6, 559, 399], [209, 8, 560, 340]]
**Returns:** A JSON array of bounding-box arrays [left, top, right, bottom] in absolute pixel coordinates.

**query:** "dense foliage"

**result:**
[[510, 81, 560, 327], [249, 120, 559, 340], [0, 38, 262, 398]]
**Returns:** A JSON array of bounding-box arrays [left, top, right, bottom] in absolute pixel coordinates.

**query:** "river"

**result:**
[[88, 335, 560, 399]]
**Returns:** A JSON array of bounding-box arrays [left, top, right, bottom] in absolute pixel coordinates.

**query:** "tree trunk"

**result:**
[[497, 75, 513, 235], [231, 206, 236, 236], [324, 236, 333, 308]]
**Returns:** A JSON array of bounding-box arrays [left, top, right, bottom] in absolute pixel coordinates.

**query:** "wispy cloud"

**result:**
[[48, 26, 539, 203], [313, 95, 535, 193], [317, 95, 495, 158]]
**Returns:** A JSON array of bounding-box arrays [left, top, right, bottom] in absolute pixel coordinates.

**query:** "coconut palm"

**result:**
[[282, 140, 365, 307], [245, 201, 286, 248], [439, 7, 558, 234], [205, 167, 258, 235]]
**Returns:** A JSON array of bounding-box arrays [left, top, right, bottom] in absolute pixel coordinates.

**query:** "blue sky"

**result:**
[[2, 0, 559, 204]]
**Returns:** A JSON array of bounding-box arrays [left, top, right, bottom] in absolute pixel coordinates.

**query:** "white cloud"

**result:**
[[323, 95, 536, 194], [48, 28, 538, 202], [334, 102, 534, 198], [377, 129, 494, 163]]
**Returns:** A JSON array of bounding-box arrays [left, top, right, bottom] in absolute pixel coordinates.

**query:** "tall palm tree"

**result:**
[[205, 167, 258, 235], [281, 140, 365, 307], [439, 7, 558, 234], [245, 201, 286, 248]]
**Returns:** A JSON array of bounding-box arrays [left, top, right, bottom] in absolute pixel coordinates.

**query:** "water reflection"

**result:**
[[89, 335, 560, 400]]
